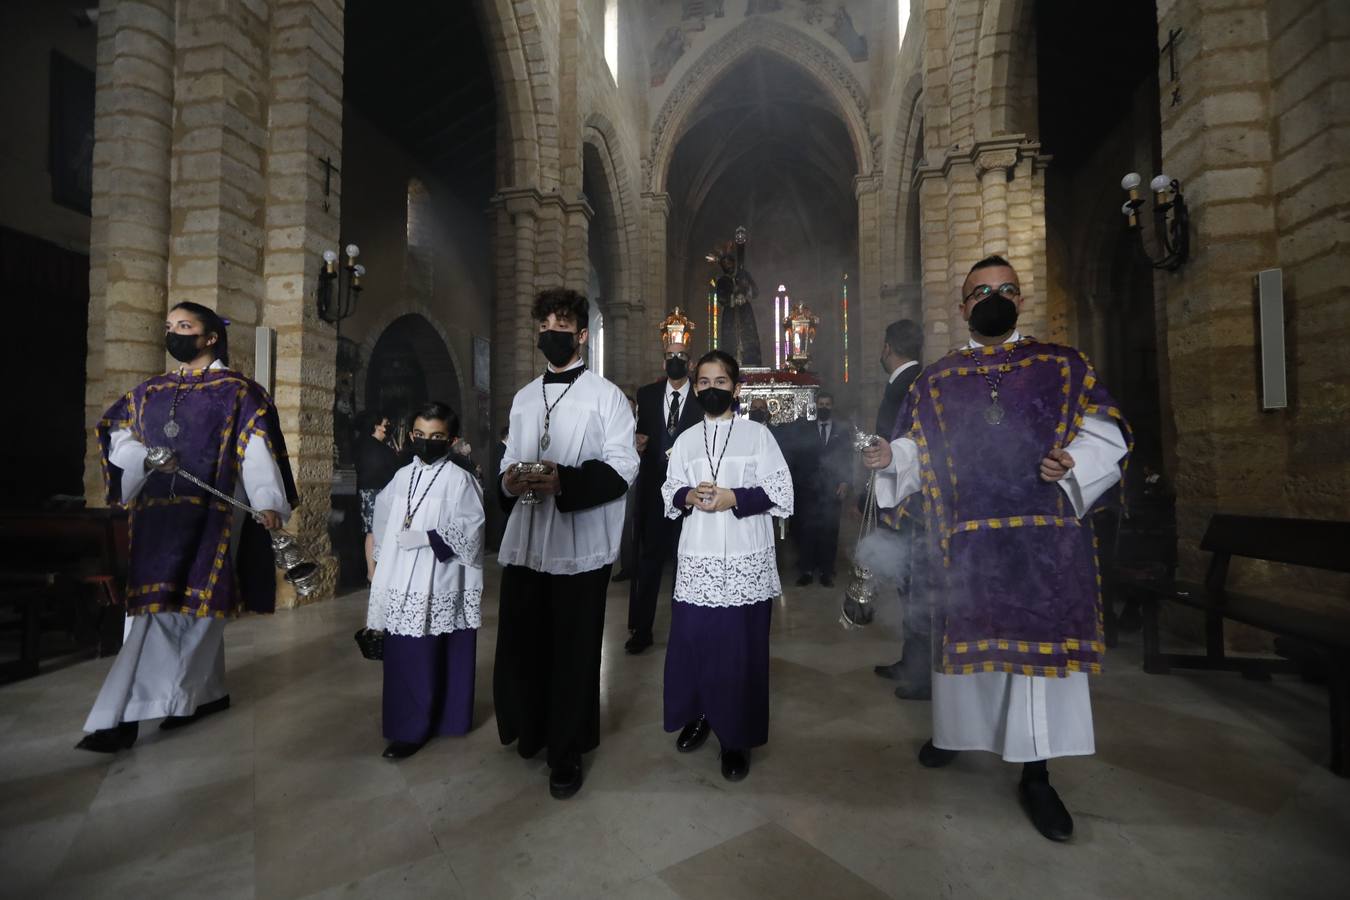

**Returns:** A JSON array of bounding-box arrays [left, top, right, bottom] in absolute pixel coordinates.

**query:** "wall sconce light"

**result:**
[[317, 243, 365, 335], [1120, 172, 1190, 270]]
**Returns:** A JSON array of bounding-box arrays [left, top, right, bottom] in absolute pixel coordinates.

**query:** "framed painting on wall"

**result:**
[[49, 51, 95, 216]]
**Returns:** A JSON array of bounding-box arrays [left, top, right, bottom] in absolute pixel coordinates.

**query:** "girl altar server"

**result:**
[[661, 350, 793, 781]]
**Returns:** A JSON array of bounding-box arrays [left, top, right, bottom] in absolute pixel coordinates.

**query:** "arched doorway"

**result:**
[[664, 51, 859, 387], [365, 314, 463, 442]]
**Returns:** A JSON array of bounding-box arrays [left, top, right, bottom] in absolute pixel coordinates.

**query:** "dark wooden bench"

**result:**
[[0, 509, 129, 682], [1123, 514, 1350, 776]]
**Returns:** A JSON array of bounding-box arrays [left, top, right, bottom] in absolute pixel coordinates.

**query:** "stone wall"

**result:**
[[1151, 0, 1350, 604], [82, 0, 343, 607]]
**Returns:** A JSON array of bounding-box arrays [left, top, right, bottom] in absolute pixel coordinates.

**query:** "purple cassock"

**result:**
[[892, 338, 1131, 677], [97, 367, 298, 617], [383, 632, 476, 742], [663, 484, 777, 751]]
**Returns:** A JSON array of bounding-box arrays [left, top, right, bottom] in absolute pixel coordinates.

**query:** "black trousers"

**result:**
[[494, 563, 611, 769], [627, 512, 679, 637], [894, 518, 933, 685], [796, 495, 842, 577]]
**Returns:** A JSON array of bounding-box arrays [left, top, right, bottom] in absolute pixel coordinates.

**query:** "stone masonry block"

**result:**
[[1276, 166, 1350, 231], [1201, 90, 1268, 127]]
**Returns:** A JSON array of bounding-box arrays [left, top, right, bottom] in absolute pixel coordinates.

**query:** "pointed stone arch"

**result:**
[[473, 0, 548, 188], [645, 19, 878, 193], [582, 112, 640, 384], [974, 0, 1038, 139]]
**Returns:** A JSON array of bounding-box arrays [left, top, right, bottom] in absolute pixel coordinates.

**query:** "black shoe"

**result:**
[[820, 575, 835, 588], [676, 716, 710, 753], [159, 695, 231, 731], [382, 740, 426, 759], [75, 721, 138, 753], [894, 680, 932, 701], [795, 574, 813, 586], [917, 739, 958, 768], [1019, 778, 1074, 842], [874, 660, 906, 680], [720, 748, 750, 782], [624, 631, 653, 655], [549, 763, 584, 799]]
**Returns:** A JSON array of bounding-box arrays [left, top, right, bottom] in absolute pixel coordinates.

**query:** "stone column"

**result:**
[[259, 0, 345, 606], [492, 187, 543, 425], [562, 195, 594, 293], [641, 191, 672, 345], [854, 172, 884, 399], [83, 0, 177, 503], [914, 137, 1050, 359], [167, 0, 272, 377]]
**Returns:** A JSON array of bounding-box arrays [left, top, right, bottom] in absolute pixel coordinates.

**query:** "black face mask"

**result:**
[[698, 387, 734, 417], [166, 332, 204, 363], [748, 409, 769, 424], [968, 294, 1019, 338], [538, 330, 578, 368], [879, 355, 890, 374], [665, 357, 688, 381], [410, 437, 450, 464], [816, 407, 833, 422]]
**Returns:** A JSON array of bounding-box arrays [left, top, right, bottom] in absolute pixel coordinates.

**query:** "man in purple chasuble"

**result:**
[[77, 302, 296, 753], [864, 256, 1130, 842]]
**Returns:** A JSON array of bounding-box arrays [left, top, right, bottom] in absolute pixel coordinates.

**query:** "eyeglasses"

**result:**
[[963, 282, 1021, 304], [665, 351, 690, 361]]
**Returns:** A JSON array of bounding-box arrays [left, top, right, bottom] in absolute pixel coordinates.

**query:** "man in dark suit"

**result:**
[[869, 319, 932, 700], [626, 340, 702, 654], [792, 390, 853, 588]]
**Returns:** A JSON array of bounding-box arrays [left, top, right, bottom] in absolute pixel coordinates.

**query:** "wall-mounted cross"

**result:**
[[318, 155, 340, 212], [1161, 27, 1184, 107]]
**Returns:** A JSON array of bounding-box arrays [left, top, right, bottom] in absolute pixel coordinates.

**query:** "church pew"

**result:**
[[1123, 514, 1350, 776], [0, 509, 128, 682]]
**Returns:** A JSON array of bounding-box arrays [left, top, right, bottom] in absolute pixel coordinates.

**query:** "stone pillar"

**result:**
[[83, 0, 177, 503], [168, 0, 272, 377], [492, 187, 543, 426], [854, 173, 884, 399], [641, 191, 672, 344], [259, 0, 345, 606], [563, 195, 594, 293], [914, 137, 1050, 360]]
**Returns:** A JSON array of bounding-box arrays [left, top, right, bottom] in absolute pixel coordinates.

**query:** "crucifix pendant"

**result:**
[[539, 432, 551, 452], [163, 420, 180, 439], [984, 390, 1004, 426]]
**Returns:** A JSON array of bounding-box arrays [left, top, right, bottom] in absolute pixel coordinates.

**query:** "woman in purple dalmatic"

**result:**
[[661, 350, 793, 781], [77, 302, 297, 753]]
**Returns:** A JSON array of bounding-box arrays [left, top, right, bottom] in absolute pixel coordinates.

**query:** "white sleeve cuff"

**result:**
[[107, 430, 149, 504]]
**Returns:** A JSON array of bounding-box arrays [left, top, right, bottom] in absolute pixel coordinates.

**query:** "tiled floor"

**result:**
[[2, 560, 1348, 899]]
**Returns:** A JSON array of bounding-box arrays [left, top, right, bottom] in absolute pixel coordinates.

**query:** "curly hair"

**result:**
[[532, 288, 589, 331]]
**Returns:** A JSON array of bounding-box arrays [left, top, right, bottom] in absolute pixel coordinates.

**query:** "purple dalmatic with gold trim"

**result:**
[[894, 338, 1131, 677], [96, 367, 298, 618]]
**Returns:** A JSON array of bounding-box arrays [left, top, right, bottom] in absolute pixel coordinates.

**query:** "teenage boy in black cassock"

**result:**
[[495, 288, 639, 799]]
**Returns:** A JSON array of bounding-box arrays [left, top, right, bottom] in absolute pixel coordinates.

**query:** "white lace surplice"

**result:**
[[497, 367, 640, 575], [661, 418, 793, 607], [368, 458, 485, 636]]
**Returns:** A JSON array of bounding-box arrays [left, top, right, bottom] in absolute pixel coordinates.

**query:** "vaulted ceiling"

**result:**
[[666, 52, 859, 370], [343, 0, 497, 204]]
